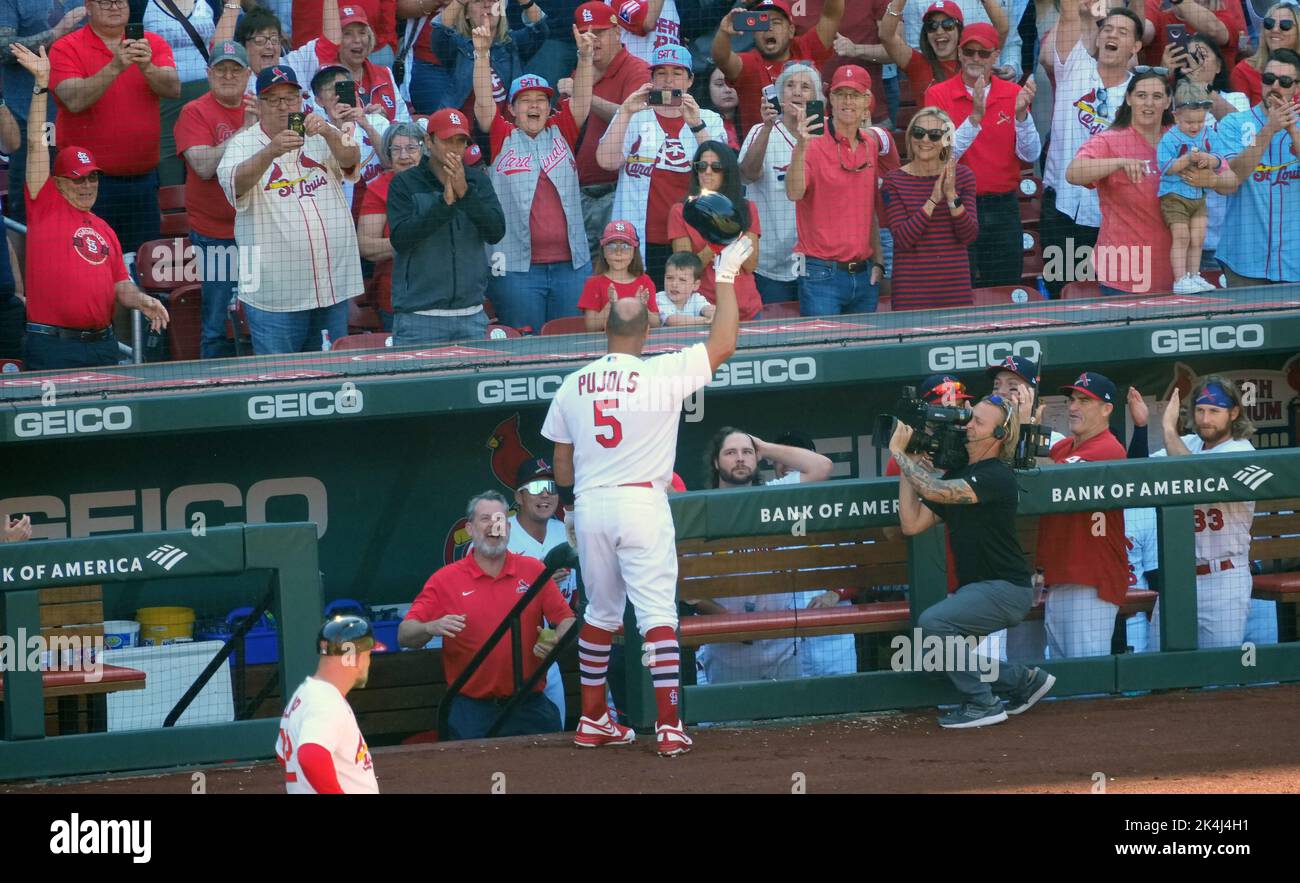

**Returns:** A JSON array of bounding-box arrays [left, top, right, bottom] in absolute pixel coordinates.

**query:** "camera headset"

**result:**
[[965, 395, 1014, 444]]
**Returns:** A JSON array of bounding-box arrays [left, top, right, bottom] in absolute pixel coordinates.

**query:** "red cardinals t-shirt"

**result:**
[[359, 171, 393, 313], [665, 199, 762, 319], [24, 182, 129, 329], [489, 104, 581, 264], [1036, 431, 1129, 605], [175, 92, 246, 240], [729, 28, 833, 136], [578, 273, 659, 313], [645, 113, 689, 244]]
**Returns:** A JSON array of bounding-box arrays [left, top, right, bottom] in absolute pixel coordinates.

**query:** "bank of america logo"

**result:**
[[147, 544, 189, 571], [1233, 465, 1274, 491]]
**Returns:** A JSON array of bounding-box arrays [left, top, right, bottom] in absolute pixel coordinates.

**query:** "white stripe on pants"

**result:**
[[575, 487, 680, 634], [1044, 584, 1119, 658], [1148, 564, 1253, 651]]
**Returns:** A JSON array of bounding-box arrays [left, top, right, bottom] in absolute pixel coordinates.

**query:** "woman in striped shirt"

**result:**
[[881, 108, 979, 310]]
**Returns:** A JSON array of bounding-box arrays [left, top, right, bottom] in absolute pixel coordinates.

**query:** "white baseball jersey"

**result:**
[[1124, 507, 1159, 590], [276, 677, 378, 794], [1153, 435, 1255, 561], [507, 514, 578, 603], [608, 0, 681, 66], [541, 343, 713, 494]]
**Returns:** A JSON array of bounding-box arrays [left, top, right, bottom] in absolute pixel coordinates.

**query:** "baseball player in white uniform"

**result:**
[[542, 233, 753, 757], [276, 615, 384, 794], [1124, 506, 1159, 653], [1150, 376, 1258, 650]]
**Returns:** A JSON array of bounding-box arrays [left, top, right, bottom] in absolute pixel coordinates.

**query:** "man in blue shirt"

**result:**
[[1214, 48, 1300, 286]]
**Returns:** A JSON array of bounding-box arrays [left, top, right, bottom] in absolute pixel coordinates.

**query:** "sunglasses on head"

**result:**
[[960, 44, 995, 59], [694, 160, 725, 173], [520, 479, 556, 496], [1132, 65, 1169, 78], [1262, 71, 1298, 87], [910, 125, 946, 142], [1264, 17, 1296, 30], [924, 16, 960, 32]]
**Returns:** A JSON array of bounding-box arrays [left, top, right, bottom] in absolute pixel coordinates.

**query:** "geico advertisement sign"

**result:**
[[13, 405, 133, 438], [475, 357, 819, 404], [1150, 324, 1265, 355], [248, 388, 364, 421], [927, 340, 1041, 372], [0, 477, 329, 540]]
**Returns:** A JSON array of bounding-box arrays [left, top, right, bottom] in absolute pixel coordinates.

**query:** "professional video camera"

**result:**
[[873, 387, 1053, 471]]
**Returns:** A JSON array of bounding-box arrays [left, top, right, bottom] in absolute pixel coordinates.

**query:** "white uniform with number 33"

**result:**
[[542, 343, 713, 633]]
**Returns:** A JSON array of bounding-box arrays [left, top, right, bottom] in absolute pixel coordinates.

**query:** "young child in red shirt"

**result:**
[[577, 220, 661, 331]]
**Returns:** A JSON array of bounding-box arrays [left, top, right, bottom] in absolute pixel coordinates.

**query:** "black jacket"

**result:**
[[386, 160, 506, 314]]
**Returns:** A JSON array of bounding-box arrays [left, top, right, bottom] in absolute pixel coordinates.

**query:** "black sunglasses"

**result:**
[[1264, 17, 1296, 31], [910, 125, 946, 142], [960, 44, 995, 59], [693, 160, 725, 173], [924, 16, 960, 32], [1262, 72, 1298, 87]]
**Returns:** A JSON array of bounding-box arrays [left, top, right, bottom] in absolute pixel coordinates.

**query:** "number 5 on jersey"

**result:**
[[594, 399, 623, 448]]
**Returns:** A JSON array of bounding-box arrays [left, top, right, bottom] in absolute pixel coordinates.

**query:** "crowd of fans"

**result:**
[[1, 0, 1298, 367]]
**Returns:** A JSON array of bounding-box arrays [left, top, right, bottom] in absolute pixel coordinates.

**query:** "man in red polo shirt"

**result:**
[[49, 0, 179, 256], [572, 1, 650, 256], [1036, 371, 1129, 659], [175, 41, 255, 360], [793, 0, 893, 126], [712, 0, 843, 136], [925, 22, 1038, 287], [398, 491, 576, 740], [1142, 0, 1245, 70], [14, 42, 167, 371], [786, 64, 883, 315]]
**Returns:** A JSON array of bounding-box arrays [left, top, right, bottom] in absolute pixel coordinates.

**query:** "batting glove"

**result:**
[[564, 507, 578, 551], [714, 236, 754, 285]]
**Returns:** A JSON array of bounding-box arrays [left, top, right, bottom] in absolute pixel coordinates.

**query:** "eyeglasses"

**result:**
[[924, 17, 960, 32], [910, 125, 946, 142], [70, 172, 101, 184], [247, 34, 283, 48], [1264, 17, 1296, 31], [605, 241, 634, 251], [1132, 65, 1169, 78], [260, 94, 301, 107], [211, 65, 245, 78], [519, 479, 557, 496], [694, 160, 724, 173], [1262, 72, 1298, 87], [92, 0, 128, 8], [960, 45, 995, 59], [838, 138, 872, 172], [390, 144, 422, 156]]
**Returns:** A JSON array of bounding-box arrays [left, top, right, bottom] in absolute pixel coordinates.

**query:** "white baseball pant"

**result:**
[[1044, 584, 1119, 658], [574, 487, 679, 634], [1148, 561, 1253, 650]]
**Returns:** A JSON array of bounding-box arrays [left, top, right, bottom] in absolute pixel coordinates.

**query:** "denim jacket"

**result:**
[[429, 10, 549, 111]]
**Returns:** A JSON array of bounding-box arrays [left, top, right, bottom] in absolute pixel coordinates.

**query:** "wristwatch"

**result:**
[[33, 85, 47, 95], [689, 121, 707, 133], [949, 196, 964, 208]]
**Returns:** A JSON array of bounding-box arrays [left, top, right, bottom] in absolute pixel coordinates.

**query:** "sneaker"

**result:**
[[1172, 274, 1200, 294], [1004, 667, 1057, 716], [938, 702, 1008, 729], [655, 722, 693, 756], [573, 714, 636, 748], [1190, 273, 1217, 291]]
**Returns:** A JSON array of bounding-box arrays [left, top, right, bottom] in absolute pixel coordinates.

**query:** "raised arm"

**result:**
[[814, 0, 845, 47], [14, 44, 50, 197], [879, 0, 913, 68], [323, 0, 343, 45], [704, 236, 752, 372], [1172, 0, 1229, 46], [635, 0, 667, 36], [710, 6, 744, 81], [784, 110, 813, 200], [596, 84, 650, 170], [571, 26, 596, 129], [755, 436, 833, 481], [471, 21, 495, 133], [981, 0, 1011, 42], [1056, 0, 1093, 66]]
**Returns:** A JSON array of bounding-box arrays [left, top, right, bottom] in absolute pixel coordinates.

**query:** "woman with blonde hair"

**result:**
[[1231, 1, 1300, 105], [880, 107, 979, 310], [431, 0, 549, 114]]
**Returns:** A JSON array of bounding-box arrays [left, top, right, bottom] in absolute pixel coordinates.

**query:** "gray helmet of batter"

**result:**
[[317, 615, 385, 655]]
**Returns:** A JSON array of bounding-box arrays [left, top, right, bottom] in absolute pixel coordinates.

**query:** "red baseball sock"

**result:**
[[644, 625, 681, 728], [577, 624, 614, 720]]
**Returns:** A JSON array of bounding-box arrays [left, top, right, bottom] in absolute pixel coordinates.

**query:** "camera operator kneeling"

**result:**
[[890, 396, 1056, 729]]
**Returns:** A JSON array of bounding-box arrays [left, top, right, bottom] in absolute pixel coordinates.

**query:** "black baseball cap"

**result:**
[[1061, 371, 1117, 404], [515, 457, 554, 489], [986, 355, 1040, 387], [919, 374, 973, 403], [256, 64, 301, 95]]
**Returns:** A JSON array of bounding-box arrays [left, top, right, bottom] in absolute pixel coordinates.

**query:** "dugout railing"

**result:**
[[0, 523, 322, 782]]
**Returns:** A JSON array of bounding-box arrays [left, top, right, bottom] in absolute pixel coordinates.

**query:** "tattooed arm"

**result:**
[[892, 453, 980, 505], [888, 421, 975, 536], [0, 6, 86, 64]]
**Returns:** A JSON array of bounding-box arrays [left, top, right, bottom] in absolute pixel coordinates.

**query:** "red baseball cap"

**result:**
[[614, 0, 648, 33], [753, 0, 794, 20], [828, 64, 872, 95], [54, 146, 101, 180], [338, 5, 370, 29], [960, 22, 1000, 51], [923, 1, 965, 23], [574, 1, 617, 30], [429, 107, 471, 140], [600, 219, 640, 247]]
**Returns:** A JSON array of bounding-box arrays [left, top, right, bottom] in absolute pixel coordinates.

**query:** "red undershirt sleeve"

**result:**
[[296, 743, 346, 794]]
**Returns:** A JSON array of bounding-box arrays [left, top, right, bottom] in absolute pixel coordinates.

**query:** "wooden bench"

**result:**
[[0, 665, 147, 734]]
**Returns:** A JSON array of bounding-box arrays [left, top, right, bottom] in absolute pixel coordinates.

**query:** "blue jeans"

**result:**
[[409, 58, 453, 114], [798, 258, 879, 316], [393, 308, 488, 345], [487, 261, 589, 333], [243, 299, 350, 355], [24, 328, 120, 370], [92, 170, 160, 256], [447, 690, 562, 740], [883, 72, 900, 127], [755, 274, 799, 305], [188, 231, 238, 359]]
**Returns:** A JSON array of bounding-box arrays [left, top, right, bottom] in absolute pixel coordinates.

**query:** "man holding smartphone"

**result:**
[[1142, 0, 1245, 71], [311, 65, 389, 211]]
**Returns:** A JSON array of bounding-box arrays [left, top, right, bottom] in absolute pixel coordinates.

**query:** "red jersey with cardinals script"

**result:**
[[24, 182, 129, 328]]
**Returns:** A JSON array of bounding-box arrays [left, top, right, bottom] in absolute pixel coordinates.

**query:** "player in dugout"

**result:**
[[890, 392, 1055, 729]]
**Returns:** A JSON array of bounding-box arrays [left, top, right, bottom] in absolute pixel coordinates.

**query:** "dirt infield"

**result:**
[[6, 685, 1299, 794]]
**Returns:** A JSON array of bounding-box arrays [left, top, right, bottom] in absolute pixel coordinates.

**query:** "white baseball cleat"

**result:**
[[655, 722, 693, 757], [573, 714, 636, 748]]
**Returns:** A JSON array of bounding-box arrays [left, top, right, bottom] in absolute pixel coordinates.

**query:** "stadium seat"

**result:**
[[1021, 228, 1044, 280], [1018, 176, 1042, 200], [166, 284, 203, 362], [136, 237, 192, 294], [761, 300, 801, 320], [540, 316, 592, 335], [0, 358, 22, 373], [332, 332, 391, 351], [159, 185, 188, 237], [485, 324, 521, 339], [348, 297, 384, 333], [1060, 281, 1103, 299], [970, 285, 1037, 305]]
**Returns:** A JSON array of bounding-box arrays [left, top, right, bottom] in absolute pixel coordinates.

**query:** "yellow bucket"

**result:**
[[136, 607, 195, 646]]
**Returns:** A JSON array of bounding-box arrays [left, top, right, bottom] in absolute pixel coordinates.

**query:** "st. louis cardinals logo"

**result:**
[[657, 136, 689, 172], [71, 226, 110, 266], [1072, 373, 1091, 388], [265, 156, 329, 198], [355, 735, 372, 771]]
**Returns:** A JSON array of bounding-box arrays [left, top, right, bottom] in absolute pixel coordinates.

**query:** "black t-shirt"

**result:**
[[923, 458, 1032, 588]]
